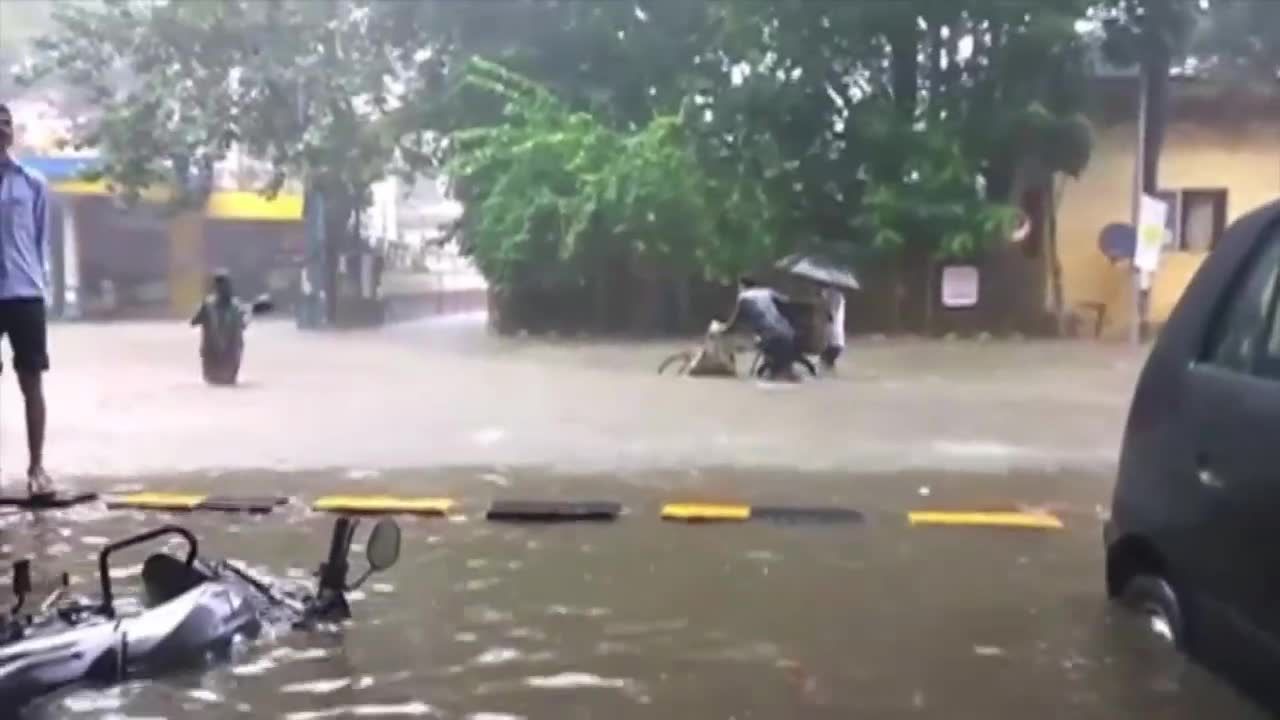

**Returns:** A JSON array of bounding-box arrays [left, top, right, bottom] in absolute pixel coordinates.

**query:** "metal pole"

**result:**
[[1130, 68, 1148, 347]]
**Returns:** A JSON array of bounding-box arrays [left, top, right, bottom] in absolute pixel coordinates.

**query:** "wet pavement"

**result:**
[[3, 468, 1267, 719], [9, 316, 1141, 479], [0, 319, 1263, 716]]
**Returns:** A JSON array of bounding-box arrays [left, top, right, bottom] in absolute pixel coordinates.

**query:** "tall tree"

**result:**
[[1099, 0, 1202, 193], [439, 0, 1100, 333], [0, 0, 64, 96], [25, 0, 441, 207], [23, 0, 446, 318], [1191, 0, 1280, 87]]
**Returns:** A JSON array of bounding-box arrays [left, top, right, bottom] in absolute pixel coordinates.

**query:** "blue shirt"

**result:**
[[735, 287, 794, 341], [0, 159, 49, 300]]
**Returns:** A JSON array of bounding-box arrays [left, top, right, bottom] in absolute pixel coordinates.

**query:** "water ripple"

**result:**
[[473, 647, 523, 666], [282, 677, 353, 694], [523, 672, 629, 690], [283, 701, 437, 719]]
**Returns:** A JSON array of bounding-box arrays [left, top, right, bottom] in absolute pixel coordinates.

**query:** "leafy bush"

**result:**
[[446, 59, 778, 290]]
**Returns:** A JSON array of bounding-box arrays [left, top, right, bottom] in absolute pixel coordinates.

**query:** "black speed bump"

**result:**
[[0, 492, 99, 510], [199, 496, 289, 514], [486, 500, 622, 523], [751, 506, 864, 525]]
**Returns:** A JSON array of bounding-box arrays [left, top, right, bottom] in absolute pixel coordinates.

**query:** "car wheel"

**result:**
[[1120, 574, 1186, 649]]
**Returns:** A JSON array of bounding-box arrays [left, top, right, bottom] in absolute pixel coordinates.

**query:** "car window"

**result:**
[[1204, 226, 1280, 374], [1259, 243, 1280, 378]]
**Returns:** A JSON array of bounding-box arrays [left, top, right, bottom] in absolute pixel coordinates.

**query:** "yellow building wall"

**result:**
[[168, 211, 206, 316], [1057, 121, 1280, 337]]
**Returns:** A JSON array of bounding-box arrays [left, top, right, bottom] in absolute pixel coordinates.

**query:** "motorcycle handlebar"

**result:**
[[99, 526, 198, 617]]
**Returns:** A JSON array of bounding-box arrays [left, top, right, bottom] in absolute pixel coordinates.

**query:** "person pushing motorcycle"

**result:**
[[722, 276, 811, 381]]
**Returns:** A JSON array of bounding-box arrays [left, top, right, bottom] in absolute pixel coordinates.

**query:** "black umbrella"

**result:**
[[774, 254, 860, 291]]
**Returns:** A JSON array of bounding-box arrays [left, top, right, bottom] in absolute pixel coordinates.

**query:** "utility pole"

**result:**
[[1129, 68, 1149, 347], [297, 80, 329, 330]]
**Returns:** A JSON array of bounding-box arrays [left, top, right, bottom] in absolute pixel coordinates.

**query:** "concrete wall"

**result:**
[[1057, 119, 1280, 338]]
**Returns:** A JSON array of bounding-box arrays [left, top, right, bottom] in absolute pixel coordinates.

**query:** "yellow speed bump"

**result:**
[[661, 503, 751, 522], [907, 511, 1064, 530], [106, 493, 207, 511], [312, 495, 455, 516]]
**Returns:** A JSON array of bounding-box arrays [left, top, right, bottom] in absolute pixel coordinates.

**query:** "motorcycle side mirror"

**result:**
[[365, 518, 401, 572], [250, 295, 274, 315], [11, 560, 31, 614]]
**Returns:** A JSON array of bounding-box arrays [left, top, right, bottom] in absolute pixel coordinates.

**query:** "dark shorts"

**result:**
[[0, 298, 49, 374], [758, 334, 799, 377]]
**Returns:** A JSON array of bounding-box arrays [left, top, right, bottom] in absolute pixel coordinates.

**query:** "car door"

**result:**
[[1182, 220, 1280, 640]]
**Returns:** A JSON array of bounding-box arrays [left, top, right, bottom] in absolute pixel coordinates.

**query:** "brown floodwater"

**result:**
[[2, 468, 1265, 719]]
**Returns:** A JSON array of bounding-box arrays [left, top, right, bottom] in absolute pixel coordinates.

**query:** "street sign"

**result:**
[[941, 265, 980, 309], [1099, 223, 1136, 262], [1134, 194, 1169, 272]]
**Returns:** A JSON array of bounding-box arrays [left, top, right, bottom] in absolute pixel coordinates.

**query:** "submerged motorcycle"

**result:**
[[0, 516, 401, 709]]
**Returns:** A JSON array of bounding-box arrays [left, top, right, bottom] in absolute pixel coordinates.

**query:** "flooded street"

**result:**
[[0, 315, 1141, 476], [4, 468, 1265, 719], [0, 320, 1263, 717], [14, 316, 1138, 478], [15, 0, 1280, 712]]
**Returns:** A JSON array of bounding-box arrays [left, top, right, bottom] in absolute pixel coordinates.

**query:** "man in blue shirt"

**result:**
[[0, 103, 53, 496]]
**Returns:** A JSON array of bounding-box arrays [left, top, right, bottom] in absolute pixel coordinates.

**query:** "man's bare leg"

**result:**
[[18, 371, 49, 494]]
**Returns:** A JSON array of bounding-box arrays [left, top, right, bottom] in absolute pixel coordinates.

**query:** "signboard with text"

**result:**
[[941, 265, 980, 309], [1134, 194, 1169, 272]]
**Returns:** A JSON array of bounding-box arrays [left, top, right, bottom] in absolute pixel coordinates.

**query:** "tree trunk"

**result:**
[[591, 265, 611, 333], [888, 18, 920, 120], [628, 254, 661, 335], [923, 256, 936, 336], [672, 274, 692, 334], [892, 252, 909, 335], [896, 242, 933, 334], [1142, 48, 1171, 194], [1047, 177, 1068, 336], [927, 22, 944, 120], [943, 17, 961, 89], [320, 183, 357, 325], [968, 19, 988, 86]]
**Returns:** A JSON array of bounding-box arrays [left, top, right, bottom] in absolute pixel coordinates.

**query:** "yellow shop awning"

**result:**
[[51, 183, 303, 222]]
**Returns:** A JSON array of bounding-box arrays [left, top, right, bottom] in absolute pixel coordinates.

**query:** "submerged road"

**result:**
[[2, 316, 1143, 481], [1, 319, 1267, 717], [8, 468, 1263, 719]]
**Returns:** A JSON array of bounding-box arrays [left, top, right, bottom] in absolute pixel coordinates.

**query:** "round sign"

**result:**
[[1099, 223, 1136, 262]]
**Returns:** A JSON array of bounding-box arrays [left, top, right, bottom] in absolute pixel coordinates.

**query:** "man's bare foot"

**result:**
[[27, 468, 54, 497]]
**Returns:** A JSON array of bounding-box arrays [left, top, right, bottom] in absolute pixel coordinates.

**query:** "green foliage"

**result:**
[[21, 0, 439, 225], [446, 59, 776, 289], [431, 0, 1107, 281], [1098, 0, 1201, 68], [856, 107, 1019, 260], [21, 0, 1127, 292]]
